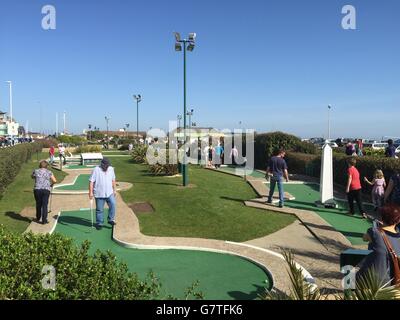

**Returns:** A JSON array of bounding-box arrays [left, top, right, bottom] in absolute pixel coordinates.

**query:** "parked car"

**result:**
[[364, 142, 388, 150]]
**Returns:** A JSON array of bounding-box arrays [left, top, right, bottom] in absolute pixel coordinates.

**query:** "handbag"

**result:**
[[379, 228, 400, 286]]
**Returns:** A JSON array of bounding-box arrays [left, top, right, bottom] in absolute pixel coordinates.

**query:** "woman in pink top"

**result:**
[[364, 169, 386, 211], [346, 158, 368, 218]]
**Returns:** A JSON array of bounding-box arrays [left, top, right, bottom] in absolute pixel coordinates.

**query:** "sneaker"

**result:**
[[266, 199, 272, 204], [279, 204, 284, 208], [95, 224, 103, 230], [362, 213, 369, 219], [108, 221, 116, 226], [42, 220, 49, 225]]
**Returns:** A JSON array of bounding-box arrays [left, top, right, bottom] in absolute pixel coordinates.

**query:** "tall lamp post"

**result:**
[[133, 94, 142, 144], [186, 108, 194, 144], [327, 105, 332, 141], [126, 123, 130, 139], [5, 81, 12, 122], [105, 116, 110, 149], [177, 114, 182, 142], [88, 124, 92, 141], [174, 31, 196, 187]]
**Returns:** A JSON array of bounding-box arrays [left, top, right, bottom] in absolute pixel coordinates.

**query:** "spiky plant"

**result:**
[[262, 249, 400, 301], [131, 145, 148, 164]]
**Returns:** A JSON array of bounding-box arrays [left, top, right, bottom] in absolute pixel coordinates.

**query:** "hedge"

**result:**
[[286, 151, 400, 193], [0, 143, 42, 198], [0, 226, 164, 300], [254, 132, 317, 169]]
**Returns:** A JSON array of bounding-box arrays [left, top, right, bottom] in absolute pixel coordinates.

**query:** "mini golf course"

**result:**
[[55, 174, 91, 191], [266, 182, 373, 245], [55, 210, 272, 300]]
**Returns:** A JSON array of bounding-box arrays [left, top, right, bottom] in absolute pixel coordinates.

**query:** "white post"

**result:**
[[318, 142, 336, 208], [328, 105, 332, 141]]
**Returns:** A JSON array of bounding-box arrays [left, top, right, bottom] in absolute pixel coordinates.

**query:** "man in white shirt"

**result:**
[[89, 158, 117, 230]]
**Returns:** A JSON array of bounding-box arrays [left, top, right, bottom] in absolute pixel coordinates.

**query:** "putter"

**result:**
[[48, 186, 53, 213], [90, 198, 94, 228]]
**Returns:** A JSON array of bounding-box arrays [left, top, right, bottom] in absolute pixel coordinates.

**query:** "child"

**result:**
[[364, 170, 386, 211], [346, 157, 368, 219]]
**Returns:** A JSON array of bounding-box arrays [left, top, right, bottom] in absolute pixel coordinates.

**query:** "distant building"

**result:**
[[0, 110, 19, 137]]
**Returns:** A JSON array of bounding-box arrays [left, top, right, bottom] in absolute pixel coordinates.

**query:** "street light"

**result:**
[[5, 81, 12, 121], [186, 108, 194, 143], [133, 94, 142, 144], [105, 116, 110, 149], [174, 32, 196, 187], [327, 105, 332, 141], [88, 124, 92, 141], [126, 123, 130, 139]]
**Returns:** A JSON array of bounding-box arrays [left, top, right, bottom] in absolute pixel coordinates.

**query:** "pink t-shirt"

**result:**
[[348, 166, 361, 191]]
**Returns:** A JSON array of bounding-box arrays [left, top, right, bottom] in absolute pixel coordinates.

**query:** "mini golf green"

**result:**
[[55, 210, 271, 300], [219, 166, 266, 179], [267, 182, 373, 245], [55, 174, 91, 191], [65, 165, 96, 170]]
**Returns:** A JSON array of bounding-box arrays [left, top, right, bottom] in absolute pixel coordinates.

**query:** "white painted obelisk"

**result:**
[[318, 141, 337, 207]]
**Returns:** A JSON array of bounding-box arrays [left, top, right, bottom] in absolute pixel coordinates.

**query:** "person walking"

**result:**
[[364, 170, 386, 211], [357, 205, 400, 286], [230, 145, 239, 166], [385, 139, 397, 158], [31, 160, 57, 224], [346, 158, 368, 219], [49, 145, 55, 164], [58, 144, 66, 165], [384, 172, 400, 206], [266, 149, 289, 208], [89, 158, 117, 230], [214, 143, 224, 169]]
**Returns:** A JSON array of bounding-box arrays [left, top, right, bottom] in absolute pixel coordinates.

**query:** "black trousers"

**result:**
[[34, 189, 51, 222], [347, 189, 364, 214]]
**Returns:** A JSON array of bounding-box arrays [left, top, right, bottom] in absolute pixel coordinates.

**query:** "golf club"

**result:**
[[90, 198, 94, 228], [48, 185, 53, 213]]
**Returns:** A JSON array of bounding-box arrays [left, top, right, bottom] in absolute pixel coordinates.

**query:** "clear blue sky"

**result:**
[[0, 0, 399, 139]]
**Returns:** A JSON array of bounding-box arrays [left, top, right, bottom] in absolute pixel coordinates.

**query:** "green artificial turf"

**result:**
[[55, 210, 271, 300], [268, 183, 373, 245], [0, 153, 67, 233], [56, 174, 91, 191], [111, 158, 295, 242], [65, 165, 96, 170]]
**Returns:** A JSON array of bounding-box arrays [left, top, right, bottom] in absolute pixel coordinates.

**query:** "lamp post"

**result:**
[[5, 81, 12, 121], [174, 32, 196, 187], [133, 94, 142, 144], [105, 116, 110, 149], [186, 108, 194, 145], [327, 105, 332, 141], [126, 123, 130, 139], [177, 114, 182, 142], [88, 124, 92, 141]]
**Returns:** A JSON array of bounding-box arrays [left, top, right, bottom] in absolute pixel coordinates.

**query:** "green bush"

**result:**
[[131, 145, 148, 164], [363, 147, 385, 157], [58, 135, 85, 146], [0, 143, 42, 199], [75, 145, 102, 154], [254, 132, 317, 169], [0, 226, 164, 300]]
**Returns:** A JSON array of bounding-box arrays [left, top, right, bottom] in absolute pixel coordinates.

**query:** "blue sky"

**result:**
[[0, 0, 399, 139]]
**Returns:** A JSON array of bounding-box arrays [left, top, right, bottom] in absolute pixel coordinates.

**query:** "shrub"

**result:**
[[35, 138, 59, 149], [0, 226, 165, 300], [363, 148, 385, 157], [75, 145, 102, 153], [254, 132, 317, 169], [148, 149, 178, 176], [0, 143, 42, 199], [131, 145, 148, 164]]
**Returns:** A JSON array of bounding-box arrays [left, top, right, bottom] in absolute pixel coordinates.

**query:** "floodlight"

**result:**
[[175, 42, 182, 51], [174, 32, 181, 42], [187, 43, 195, 51], [188, 33, 196, 42]]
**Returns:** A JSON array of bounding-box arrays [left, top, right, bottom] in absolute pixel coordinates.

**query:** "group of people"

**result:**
[[345, 139, 398, 159], [48, 144, 68, 166], [32, 156, 117, 230], [203, 144, 240, 168]]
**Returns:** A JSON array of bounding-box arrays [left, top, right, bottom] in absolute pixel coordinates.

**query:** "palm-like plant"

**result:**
[[261, 249, 400, 301], [131, 145, 148, 164]]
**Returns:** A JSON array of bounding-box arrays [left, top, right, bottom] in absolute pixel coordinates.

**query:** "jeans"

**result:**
[[50, 155, 54, 164], [347, 189, 364, 214], [268, 176, 284, 205], [95, 194, 116, 226], [34, 189, 51, 222]]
